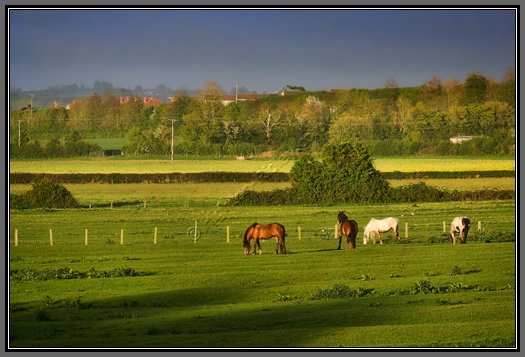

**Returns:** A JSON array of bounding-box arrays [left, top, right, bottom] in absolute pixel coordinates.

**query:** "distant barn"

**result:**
[[449, 135, 482, 144], [103, 149, 123, 157]]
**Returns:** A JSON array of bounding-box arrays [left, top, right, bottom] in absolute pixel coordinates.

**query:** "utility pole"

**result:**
[[170, 118, 175, 162], [235, 81, 238, 103]]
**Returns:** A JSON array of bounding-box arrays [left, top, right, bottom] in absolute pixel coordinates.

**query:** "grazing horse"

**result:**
[[336, 211, 359, 250], [363, 217, 399, 245], [450, 216, 471, 244], [243, 223, 286, 255]]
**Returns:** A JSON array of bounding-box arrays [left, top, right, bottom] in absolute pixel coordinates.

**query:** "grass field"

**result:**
[[8, 198, 516, 348], [9, 156, 515, 174], [8, 155, 517, 349], [9, 176, 516, 210]]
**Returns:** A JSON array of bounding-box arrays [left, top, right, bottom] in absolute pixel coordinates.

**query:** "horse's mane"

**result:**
[[243, 222, 258, 243]]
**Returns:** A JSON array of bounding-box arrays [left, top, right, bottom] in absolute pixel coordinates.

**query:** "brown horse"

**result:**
[[243, 223, 287, 255], [337, 211, 359, 250]]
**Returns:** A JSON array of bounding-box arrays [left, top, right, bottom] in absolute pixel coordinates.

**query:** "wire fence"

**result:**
[[9, 217, 516, 248]]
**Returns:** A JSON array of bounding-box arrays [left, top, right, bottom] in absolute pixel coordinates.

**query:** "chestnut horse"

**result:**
[[243, 223, 287, 255], [337, 211, 359, 250]]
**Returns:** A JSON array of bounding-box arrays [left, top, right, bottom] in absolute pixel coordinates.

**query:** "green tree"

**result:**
[[461, 72, 488, 105]]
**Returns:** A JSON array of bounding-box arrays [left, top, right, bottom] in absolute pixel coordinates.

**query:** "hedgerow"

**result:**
[[228, 142, 515, 205]]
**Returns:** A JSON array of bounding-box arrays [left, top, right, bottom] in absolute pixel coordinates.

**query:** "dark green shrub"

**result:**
[[10, 179, 79, 209]]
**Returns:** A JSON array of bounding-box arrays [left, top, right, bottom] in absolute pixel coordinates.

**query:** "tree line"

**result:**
[[10, 70, 515, 158]]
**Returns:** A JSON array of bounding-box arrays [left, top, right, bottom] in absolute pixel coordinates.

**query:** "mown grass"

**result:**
[[9, 156, 515, 174], [8, 194, 516, 348], [7, 155, 517, 349], [9, 233, 516, 348]]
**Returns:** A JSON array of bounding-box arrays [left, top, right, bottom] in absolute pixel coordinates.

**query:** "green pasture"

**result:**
[[9, 176, 516, 210], [8, 155, 517, 348], [8, 199, 516, 348], [9, 156, 515, 174]]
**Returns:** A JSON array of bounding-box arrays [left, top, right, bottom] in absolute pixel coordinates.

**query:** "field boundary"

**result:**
[[9, 170, 515, 184]]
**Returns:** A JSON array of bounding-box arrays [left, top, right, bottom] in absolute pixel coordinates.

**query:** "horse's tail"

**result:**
[[281, 224, 286, 242]]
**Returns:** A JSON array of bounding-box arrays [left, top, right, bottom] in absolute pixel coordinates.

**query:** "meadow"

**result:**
[[8, 199, 516, 348], [8, 156, 516, 349], [9, 156, 516, 174]]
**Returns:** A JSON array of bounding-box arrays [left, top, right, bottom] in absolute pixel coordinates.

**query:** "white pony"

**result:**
[[450, 216, 471, 244], [363, 217, 399, 245]]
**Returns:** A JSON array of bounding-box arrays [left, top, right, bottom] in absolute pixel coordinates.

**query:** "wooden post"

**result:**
[[120, 229, 124, 245], [478, 221, 481, 233], [194, 221, 198, 243], [405, 223, 408, 239], [89, 204, 92, 209], [298, 226, 302, 241], [226, 226, 230, 243], [84, 229, 88, 246], [144, 201, 147, 208], [443, 221, 446, 233], [110, 201, 113, 209], [334, 224, 338, 239], [15, 229, 18, 246], [49, 229, 53, 246], [154, 227, 158, 244]]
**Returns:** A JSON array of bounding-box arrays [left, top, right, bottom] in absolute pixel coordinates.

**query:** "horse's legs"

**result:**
[[257, 239, 262, 254], [347, 235, 356, 250], [337, 236, 342, 250], [378, 232, 383, 245]]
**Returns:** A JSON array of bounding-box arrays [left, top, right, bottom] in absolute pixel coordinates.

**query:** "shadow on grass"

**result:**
[[9, 286, 403, 348]]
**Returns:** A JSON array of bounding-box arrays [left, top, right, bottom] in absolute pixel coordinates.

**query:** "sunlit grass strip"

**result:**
[[388, 178, 515, 191], [9, 156, 515, 174]]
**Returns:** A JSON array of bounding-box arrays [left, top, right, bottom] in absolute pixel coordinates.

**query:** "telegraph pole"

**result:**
[[170, 118, 175, 162]]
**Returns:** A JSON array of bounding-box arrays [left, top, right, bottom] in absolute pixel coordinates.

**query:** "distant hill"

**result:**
[[9, 81, 197, 110]]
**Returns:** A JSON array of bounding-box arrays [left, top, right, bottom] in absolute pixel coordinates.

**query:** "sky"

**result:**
[[8, 8, 517, 93]]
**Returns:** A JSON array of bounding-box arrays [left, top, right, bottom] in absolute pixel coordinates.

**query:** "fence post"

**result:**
[[405, 223, 408, 239], [15, 229, 18, 246], [194, 221, 198, 243], [110, 201, 113, 209], [144, 201, 147, 208], [154, 227, 158, 244], [443, 221, 446, 233], [334, 224, 338, 239], [120, 229, 124, 245], [226, 226, 230, 243], [49, 229, 53, 246], [298, 226, 302, 241], [84, 229, 88, 246], [478, 221, 481, 233]]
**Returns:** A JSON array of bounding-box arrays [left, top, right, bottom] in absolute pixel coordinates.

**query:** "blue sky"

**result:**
[[9, 8, 516, 92]]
